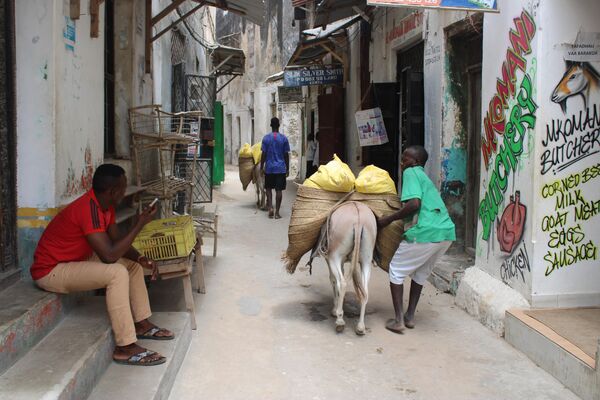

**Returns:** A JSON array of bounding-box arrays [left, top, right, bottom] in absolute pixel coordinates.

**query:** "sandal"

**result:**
[[268, 208, 274, 218], [136, 326, 175, 341], [113, 350, 166, 366]]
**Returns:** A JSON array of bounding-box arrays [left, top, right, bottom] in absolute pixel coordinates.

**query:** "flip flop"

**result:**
[[274, 214, 282, 220], [113, 350, 166, 366], [136, 326, 175, 341], [404, 317, 415, 329], [385, 318, 405, 334]]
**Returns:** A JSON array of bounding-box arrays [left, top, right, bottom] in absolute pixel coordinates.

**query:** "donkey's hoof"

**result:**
[[355, 325, 366, 336], [335, 322, 345, 333]]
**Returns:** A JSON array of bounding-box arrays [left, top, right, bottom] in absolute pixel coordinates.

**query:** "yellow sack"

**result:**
[[251, 142, 262, 165], [355, 165, 397, 195], [238, 143, 252, 158], [303, 154, 356, 193]]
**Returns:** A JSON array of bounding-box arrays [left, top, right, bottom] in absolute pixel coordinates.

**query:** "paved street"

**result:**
[[165, 167, 579, 400]]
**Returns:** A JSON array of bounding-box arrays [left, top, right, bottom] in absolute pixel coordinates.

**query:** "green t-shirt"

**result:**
[[401, 166, 456, 243]]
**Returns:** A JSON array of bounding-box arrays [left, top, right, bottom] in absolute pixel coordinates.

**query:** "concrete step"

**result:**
[[0, 298, 113, 400], [428, 252, 474, 295], [505, 309, 600, 400], [88, 312, 192, 400], [0, 280, 77, 375]]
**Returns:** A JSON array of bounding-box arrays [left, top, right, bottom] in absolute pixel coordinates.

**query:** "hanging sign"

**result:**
[[367, 0, 499, 12], [355, 108, 389, 147], [284, 65, 344, 87], [278, 86, 303, 103]]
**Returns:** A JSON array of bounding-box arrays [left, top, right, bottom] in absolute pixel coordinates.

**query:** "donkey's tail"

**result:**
[[351, 207, 366, 302]]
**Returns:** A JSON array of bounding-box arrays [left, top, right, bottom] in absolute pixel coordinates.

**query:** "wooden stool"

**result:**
[[146, 255, 197, 330], [192, 204, 219, 257]]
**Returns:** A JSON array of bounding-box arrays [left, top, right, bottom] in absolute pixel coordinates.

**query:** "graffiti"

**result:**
[[425, 44, 441, 67], [64, 146, 95, 197], [541, 163, 600, 276], [551, 61, 600, 113], [497, 191, 526, 254], [481, 10, 536, 169], [540, 104, 600, 175], [500, 241, 530, 285], [478, 73, 537, 240]]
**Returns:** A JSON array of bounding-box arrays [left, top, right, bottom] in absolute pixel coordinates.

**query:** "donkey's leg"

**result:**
[[354, 256, 372, 336], [328, 255, 346, 332]]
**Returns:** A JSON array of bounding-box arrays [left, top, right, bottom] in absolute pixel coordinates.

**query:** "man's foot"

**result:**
[[404, 315, 415, 329], [268, 208, 274, 218], [385, 318, 405, 334], [113, 343, 165, 366], [135, 319, 174, 340], [274, 213, 282, 219]]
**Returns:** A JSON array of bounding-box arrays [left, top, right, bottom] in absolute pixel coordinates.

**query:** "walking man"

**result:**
[[261, 117, 290, 219], [31, 164, 174, 366], [378, 145, 456, 334]]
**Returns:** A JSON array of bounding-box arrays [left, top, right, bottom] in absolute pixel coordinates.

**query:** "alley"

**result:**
[[165, 167, 578, 400]]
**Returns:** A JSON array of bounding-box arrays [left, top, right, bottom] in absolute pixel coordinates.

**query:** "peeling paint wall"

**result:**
[[16, 0, 106, 276]]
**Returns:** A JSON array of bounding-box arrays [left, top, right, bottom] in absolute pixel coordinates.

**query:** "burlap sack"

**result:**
[[239, 156, 254, 191], [283, 185, 404, 274]]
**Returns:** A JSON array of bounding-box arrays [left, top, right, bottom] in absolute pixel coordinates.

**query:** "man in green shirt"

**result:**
[[378, 145, 456, 334]]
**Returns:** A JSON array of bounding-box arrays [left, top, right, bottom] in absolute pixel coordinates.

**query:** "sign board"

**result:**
[[355, 108, 389, 147], [284, 65, 344, 87], [367, 0, 499, 12], [386, 11, 423, 48], [560, 31, 600, 62], [278, 86, 303, 103]]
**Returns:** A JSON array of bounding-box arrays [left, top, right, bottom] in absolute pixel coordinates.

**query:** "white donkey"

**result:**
[[309, 201, 377, 335], [252, 163, 266, 210]]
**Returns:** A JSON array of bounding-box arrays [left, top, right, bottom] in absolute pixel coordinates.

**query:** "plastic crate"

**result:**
[[133, 215, 196, 261]]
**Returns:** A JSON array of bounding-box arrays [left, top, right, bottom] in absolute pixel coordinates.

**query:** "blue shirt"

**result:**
[[261, 131, 290, 174]]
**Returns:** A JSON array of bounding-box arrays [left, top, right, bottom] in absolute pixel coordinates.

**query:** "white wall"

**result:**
[[532, 0, 600, 307], [16, 0, 56, 208], [475, 0, 539, 300], [17, 0, 105, 208]]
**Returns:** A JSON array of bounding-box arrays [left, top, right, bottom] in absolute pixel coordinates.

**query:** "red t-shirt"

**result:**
[[31, 190, 116, 281]]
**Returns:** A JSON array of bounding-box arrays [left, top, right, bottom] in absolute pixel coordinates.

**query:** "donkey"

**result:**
[[252, 163, 266, 210], [551, 61, 600, 113], [309, 201, 377, 335]]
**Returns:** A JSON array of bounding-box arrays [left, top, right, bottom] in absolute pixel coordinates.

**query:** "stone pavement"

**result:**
[[163, 167, 578, 400]]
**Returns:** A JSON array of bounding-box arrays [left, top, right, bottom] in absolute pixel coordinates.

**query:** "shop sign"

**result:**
[[368, 0, 498, 12], [355, 108, 389, 147], [385, 11, 423, 47], [284, 65, 344, 87], [278, 86, 303, 103]]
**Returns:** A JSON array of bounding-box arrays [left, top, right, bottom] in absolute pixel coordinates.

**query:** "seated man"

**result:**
[[31, 164, 173, 366]]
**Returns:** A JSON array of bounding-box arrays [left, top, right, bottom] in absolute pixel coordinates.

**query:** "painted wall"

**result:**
[[532, 0, 600, 307], [16, 0, 105, 277], [476, 1, 539, 300], [16, 0, 105, 205]]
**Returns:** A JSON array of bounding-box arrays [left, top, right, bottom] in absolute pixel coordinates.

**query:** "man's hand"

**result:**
[[138, 203, 158, 226], [138, 255, 159, 281]]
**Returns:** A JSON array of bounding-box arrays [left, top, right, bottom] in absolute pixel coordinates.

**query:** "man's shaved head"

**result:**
[[405, 145, 428, 166]]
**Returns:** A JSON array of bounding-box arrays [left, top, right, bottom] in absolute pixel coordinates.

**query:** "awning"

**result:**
[[314, 0, 368, 27], [265, 71, 284, 83], [287, 15, 361, 67], [200, 0, 266, 26], [210, 45, 245, 76]]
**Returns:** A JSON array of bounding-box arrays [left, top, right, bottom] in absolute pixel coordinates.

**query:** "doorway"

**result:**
[[397, 42, 425, 155], [317, 86, 345, 164], [0, 0, 17, 282], [104, 0, 115, 156], [446, 16, 483, 252]]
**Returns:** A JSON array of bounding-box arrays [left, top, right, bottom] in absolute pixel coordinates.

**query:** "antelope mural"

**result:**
[[551, 61, 600, 113]]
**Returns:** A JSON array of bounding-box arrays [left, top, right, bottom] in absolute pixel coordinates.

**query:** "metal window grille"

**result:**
[[186, 75, 216, 117]]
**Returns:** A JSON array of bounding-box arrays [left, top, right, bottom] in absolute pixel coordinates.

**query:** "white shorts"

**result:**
[[388, 240, 452, 285]]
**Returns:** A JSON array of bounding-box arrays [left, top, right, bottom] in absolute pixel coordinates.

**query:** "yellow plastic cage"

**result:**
[[133, 215, 196, 261]]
